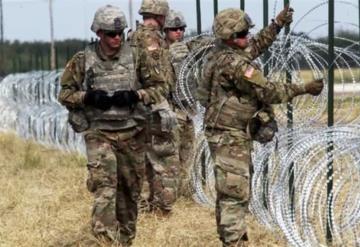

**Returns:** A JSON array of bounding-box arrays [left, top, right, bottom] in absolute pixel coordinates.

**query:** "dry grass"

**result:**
[[297, 68, 360, 82], [297, 95, 360, 124], [0, 132, 287, 247]]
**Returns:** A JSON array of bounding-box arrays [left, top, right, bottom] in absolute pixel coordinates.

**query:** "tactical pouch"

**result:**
[[68, 109, 90, 133], [158, 109, 178, 132], [247, 110, 278, 144], [151, 101, 178, 133]]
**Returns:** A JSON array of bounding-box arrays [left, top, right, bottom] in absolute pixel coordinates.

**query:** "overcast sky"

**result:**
[[2, 0, 359, 42]]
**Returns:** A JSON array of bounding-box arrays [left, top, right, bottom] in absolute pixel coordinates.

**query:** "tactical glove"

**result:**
[[275, 5, 294, 27], [305, 79, 324, 96], [83, 90, 112, 110], [151, 100, 178, 133], [112, 90, 139, 107]]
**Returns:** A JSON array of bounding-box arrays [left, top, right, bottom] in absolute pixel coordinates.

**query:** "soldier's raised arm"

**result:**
[[231, 61, 323, 104], [246, 5, 294, 59]]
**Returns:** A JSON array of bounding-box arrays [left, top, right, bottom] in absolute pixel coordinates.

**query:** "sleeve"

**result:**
[[232, 63, 306, 104], [245, 22, 280, 60], [136, 32, 173, 104], [186, 35, 214, 51], [169, 41, 189, 76], [58, 51, 86, 108]]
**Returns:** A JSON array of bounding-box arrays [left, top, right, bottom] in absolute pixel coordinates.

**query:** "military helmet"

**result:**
[[213, 8, 254, 40], [138, 0, 169, 16], [91, 5, 127, 33], [164, 10, 187, 29]]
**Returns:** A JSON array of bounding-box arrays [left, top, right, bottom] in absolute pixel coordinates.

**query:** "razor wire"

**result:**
[[0, 70, 85, 154], [0, 1, 359, 246]]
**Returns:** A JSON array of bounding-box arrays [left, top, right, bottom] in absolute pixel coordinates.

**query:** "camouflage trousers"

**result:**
[[84, 127, 146, 245], [145, 111, 180, 213], [207, 129, 252, 247], [175, 109, 195, 196]]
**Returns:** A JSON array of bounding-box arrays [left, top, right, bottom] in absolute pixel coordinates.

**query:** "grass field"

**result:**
[[293, 68, 360, 83], [0, 132, 287, 247]]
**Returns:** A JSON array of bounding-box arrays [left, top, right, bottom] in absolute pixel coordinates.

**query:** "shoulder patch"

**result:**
[[242, 65, 267, 88], [147, 43, 159, 51], [244, 65, 255, 79], [65, 54, 80, 71]]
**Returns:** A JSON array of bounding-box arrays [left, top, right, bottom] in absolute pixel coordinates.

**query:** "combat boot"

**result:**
[[223, 240, 249, 247], [151, 207, 172, 218], [116, 235, 133, 247], [138, 197, 151, 213], [223, 233, 249, 247]]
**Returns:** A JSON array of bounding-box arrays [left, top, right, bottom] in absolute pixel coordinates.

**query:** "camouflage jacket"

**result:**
[[59, 41, 130, 108], [58, 41, 147, 131], [201, 23, 306, 133], [130, 23, 174, 105]]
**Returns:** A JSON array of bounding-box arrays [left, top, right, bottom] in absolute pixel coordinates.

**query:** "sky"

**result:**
[[2, 0, 359, 42]]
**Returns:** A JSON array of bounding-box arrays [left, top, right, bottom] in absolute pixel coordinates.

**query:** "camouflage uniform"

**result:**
[[58, 5, 148, 245], [165, 10, 195, 196], [131, 0, 180, 213], [200, 8, 310, 246]]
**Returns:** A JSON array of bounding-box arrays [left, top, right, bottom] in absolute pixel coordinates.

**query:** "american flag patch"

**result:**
[[244, 66, 255, 78], [147, 44, 158, 51]]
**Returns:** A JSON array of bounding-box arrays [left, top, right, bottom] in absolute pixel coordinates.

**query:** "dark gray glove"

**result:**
[[84, 90, 112, 110], [112, 90, 139, 107], [305, 79, 324, 96], [275, 5, 294, 27]]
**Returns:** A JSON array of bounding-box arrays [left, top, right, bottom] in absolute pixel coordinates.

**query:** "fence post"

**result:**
[[326, 0, 335, 243], [262, 0, 269, 210], [263, 0, 269, 75], [196, 0, 202, 34], [213, 0, 218, 16], [280, 0, 296, 215]]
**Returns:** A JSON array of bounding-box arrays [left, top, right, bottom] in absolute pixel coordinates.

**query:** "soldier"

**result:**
[[58, 5, 148, 245], [164, 9, 187, 45], [200, 7, 324, 247], [130, 0, 179, 215], [163, 10, 195, 196]]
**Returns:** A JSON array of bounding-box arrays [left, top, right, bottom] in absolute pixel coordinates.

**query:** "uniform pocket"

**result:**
[[215, 166, 249, 202], [86, 161, 102, 192], [68, 109, 89, 133]]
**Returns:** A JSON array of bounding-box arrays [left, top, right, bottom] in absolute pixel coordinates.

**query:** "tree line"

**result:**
[[0, 29, 358, 77], [0, 39, 90, 76]]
